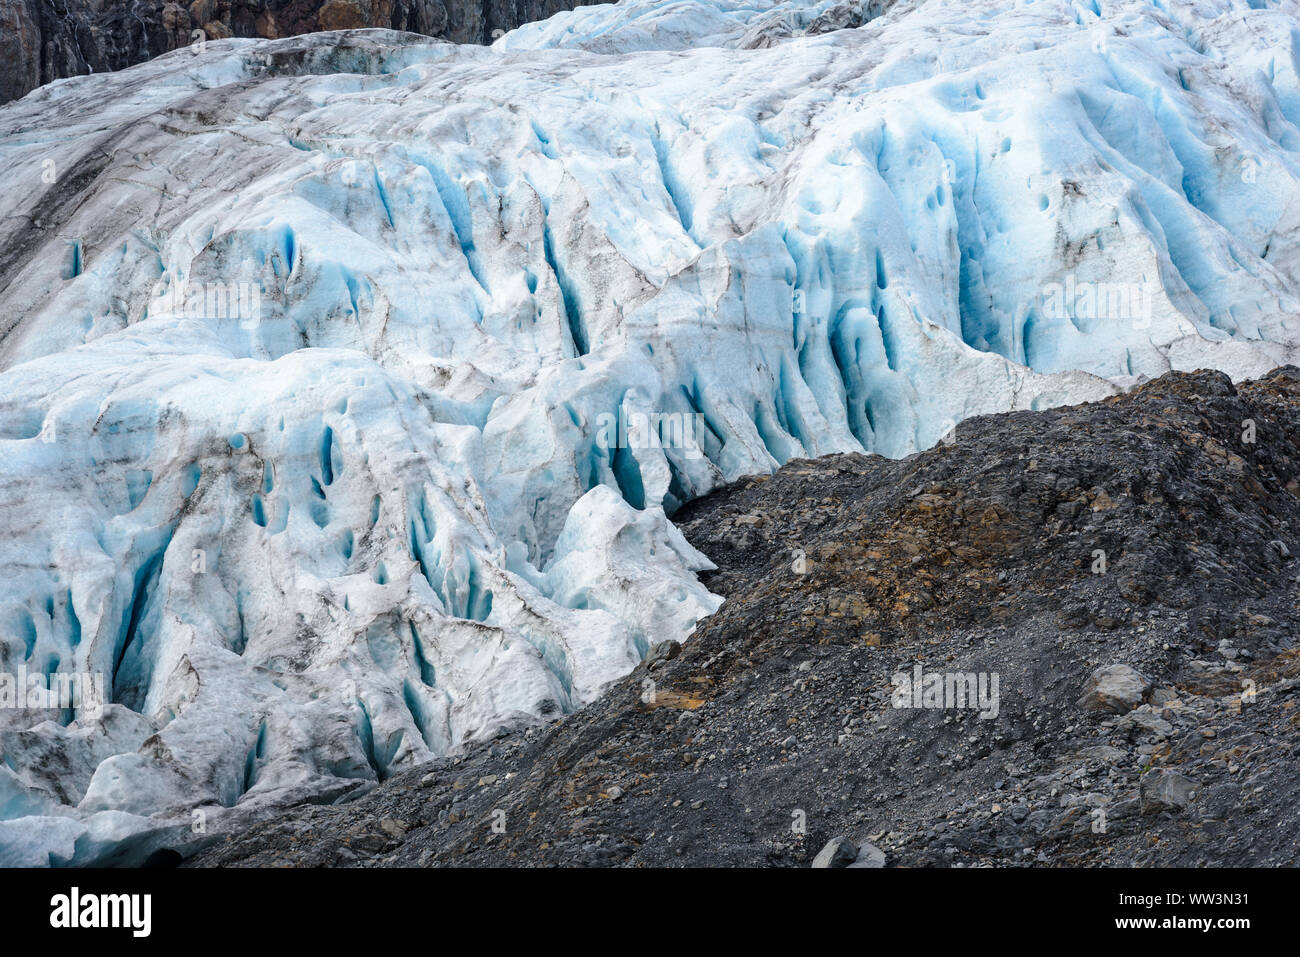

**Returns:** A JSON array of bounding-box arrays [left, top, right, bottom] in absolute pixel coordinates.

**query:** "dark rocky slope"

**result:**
[[191, 367, 1300, 867], [0, 0, 602, 104]]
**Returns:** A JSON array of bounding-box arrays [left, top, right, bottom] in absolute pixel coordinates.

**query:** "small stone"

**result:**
[[645, 640, 682, 669], [1089, 488, 1117, 511], [1148, 687, 1180, 706], [1116, 709, 1174, 739], [1140, 770, 1198, 813], [1078, 745, 1127, 764], [846, 841, 887, 868], [812, 835, 859, 868]]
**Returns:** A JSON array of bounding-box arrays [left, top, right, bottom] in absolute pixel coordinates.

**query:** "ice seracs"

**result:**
[[0, 0, 1298, 864]]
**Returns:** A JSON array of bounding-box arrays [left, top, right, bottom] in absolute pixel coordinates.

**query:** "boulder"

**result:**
[[811, 836, 859, 868], [1078, 664, 1151, 714]]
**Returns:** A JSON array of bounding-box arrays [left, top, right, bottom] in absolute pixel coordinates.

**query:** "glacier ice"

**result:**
[[0, 0, 1298, 864]]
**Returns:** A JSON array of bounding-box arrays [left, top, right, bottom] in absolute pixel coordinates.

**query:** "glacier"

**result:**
[[0, 0, 1298, 865]]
